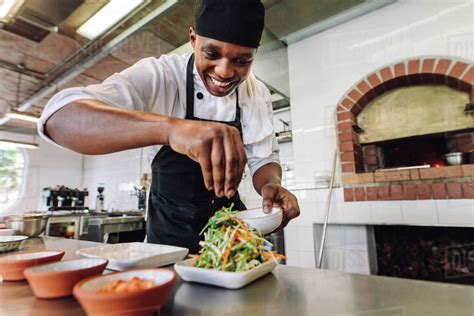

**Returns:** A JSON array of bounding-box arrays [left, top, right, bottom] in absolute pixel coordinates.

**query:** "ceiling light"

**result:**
[[5, 110, 40, 123], [77, 0, 148, 40], [0, 139, 39, 149], [0, 0, 25, 23]]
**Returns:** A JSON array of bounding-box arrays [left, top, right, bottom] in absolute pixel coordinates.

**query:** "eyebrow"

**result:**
[[203, 44, 254, 59]]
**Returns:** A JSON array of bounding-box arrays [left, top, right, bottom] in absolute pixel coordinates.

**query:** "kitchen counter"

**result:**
[[1, 237, 473, 316]]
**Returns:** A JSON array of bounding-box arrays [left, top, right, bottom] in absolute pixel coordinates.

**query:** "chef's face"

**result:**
[[189, 28, 257, 97]]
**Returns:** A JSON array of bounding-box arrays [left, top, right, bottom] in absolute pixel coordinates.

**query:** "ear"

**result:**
[[189, 27, 197, 49]]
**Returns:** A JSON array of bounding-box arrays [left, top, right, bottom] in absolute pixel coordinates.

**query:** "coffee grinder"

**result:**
[[95, 184, 105, 212]]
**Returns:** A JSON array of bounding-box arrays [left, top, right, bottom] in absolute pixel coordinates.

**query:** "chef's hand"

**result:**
[[167, 119, 247, 198], [261, 183, 300, 229]]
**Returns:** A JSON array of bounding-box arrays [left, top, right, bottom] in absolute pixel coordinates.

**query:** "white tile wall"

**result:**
[[369, 201, 403, 224], [82, 148, 151, 211], [314, 224, 373, 274], [0, 133, 83, 216], [297, 251, 316, 268], [277, 0, 474, 269], [436, 199, 474, 226], [401, 200, 440, 224]]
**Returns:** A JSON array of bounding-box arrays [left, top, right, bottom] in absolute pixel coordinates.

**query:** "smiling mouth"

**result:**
[[207, 76, 238, 95], [210, 77, 234, 87]]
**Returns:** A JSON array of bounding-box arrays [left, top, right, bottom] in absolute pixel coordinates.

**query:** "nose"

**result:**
[[214, 59, 234, 79]]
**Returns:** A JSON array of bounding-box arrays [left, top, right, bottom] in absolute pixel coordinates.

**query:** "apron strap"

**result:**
[[186, 54, 195, 119]]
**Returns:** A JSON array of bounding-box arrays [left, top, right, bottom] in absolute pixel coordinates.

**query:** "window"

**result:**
[[0, 144, 26, 214]]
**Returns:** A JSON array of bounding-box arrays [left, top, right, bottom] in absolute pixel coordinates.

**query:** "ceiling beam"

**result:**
[[0, 0, 184, 127]]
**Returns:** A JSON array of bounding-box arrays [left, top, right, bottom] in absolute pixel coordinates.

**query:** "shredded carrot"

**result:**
[[222, 232, 238, 270]]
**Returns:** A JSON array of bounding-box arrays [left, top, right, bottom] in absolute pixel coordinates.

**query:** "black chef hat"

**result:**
[[195, 0, 265, 48]]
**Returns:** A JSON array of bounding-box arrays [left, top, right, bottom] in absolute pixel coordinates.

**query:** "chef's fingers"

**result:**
[[279, 192, 300, 229], [224, 130, 246, 197], [211, 138, 225, 198], [261, 184, 278, 213], [232, 131, 247, 189], [223, 131, 239, 198], [198, 144, 214, 191]]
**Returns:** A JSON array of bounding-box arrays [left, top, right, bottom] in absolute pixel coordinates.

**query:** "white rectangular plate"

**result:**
[[76, 242, 188, 271], [174, 258, 277, 289]]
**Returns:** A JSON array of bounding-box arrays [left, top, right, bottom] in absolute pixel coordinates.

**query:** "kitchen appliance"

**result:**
[[46, 215, 81, 239], [5, 214, 50, 237], [132, 185, 147, 211], [42, 186, 89, 211], [95, 185, 105, 212], [87, 216, 145, 243]]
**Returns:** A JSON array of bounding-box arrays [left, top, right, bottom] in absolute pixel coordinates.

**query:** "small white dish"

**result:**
[[174, 258, 277, 289], [76, 242, 189, 271], [235, 207, 283, 235], [0, 229, 15, 236], [0, 235, 28, 253]]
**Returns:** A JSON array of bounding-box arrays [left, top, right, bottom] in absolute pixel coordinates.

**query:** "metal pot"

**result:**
[[445, 152, 464, 166], [5, 214, 50, 237]]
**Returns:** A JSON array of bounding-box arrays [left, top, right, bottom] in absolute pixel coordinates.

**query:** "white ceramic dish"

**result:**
[[174, 258, 277, 289], [0, 235, 28, 253], [235, 207, 282, 235], [0, 229, 15, 236], [76, 242, 189, 271]]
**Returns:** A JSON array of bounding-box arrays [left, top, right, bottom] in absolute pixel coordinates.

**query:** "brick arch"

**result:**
[[336, 56, 474, 175]]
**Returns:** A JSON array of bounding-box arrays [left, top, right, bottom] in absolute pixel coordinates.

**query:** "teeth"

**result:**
[[210, 77, 232, 87]]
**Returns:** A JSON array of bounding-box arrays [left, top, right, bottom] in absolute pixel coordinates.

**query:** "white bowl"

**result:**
[[235, 207, 283, 235], [0, 235, 28, 253], [0, 229, 15, 236]]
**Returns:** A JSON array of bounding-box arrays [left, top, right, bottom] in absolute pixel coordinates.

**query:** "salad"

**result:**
[[192, 205, 285, 272]]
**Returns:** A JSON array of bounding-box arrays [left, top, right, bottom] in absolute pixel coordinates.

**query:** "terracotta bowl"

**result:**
[[73, 268, 176, 316], [24, 258, 108, 299], [0, 250, 65, 281]]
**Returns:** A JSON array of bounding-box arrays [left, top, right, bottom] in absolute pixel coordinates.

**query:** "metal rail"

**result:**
[[317, 148, 338, 269]]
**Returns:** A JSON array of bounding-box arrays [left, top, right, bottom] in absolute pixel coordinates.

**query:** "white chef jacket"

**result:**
[[38, 53, 279, 177]]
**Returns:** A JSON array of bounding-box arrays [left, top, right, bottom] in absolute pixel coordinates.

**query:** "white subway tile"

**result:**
[[297, 251, 316, 269], [401, 200, 439, 225], [436, 199, 474, 226], [283, 226, 298, 251], [340, 202, 371, 223], [296, 227, 315, 252], [369, 201, 403, 224], [284, 250, 299, 267]]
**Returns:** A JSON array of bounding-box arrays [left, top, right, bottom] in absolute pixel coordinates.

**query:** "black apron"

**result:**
[[147, 54, 246, 254]]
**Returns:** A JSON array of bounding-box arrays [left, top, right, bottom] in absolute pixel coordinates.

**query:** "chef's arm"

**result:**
[[252, 162, 300, 228], [252, 162, 282, 194], [44, 99, 174, 155], [44, 99, 247, 199]]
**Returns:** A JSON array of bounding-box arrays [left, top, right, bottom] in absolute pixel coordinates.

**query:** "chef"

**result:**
[[38, 0, 300, 254]]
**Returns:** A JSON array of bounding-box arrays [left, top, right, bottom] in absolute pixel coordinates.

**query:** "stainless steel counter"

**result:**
[[1, 237, 473, 316]]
